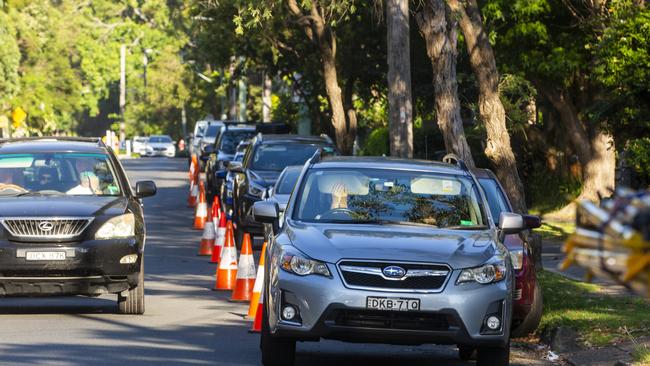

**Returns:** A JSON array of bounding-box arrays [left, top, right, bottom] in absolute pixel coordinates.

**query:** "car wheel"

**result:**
[[476, 343, 509, 366], [511, 281, 543, 338], [458, 345, 476, 361], [117, 259, 145, 315], [261, 299, 295, 366]]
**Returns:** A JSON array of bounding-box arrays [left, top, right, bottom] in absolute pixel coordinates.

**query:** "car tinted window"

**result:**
[[275, 168, 302, 194], [478, 178, 510, 224], [219, 131, 256, 154], [294, 168, 485, 228], [0, 153, 121, 196], [251, 143, 333, 171], [205, 124, 221, 137], [149, 136, 172, 143]]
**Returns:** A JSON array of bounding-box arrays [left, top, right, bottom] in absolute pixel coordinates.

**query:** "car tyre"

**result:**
[[117, 259, 145, 315], [477, 343, 509, 366], [458, 345, 476, 361], [511, 281, 543, 338], [261, 300, 295, 366]]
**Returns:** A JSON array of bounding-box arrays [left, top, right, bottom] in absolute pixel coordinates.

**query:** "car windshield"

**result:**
[[135, 138, 148, 143], [276, 167, 302, 194], [294, 168, 486, 228], [0, 153, 121, 196], [205, 124, 221, 138], [220, 131, 256, 154], [251, 143, 334, 171], [149, 136, 172, 143]]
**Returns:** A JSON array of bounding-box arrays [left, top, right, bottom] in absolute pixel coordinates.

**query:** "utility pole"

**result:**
[[143, 50, 149, 127], [237, 57, 247, 122], [262, 71, 272, 123], [119, 44, 127, 144]]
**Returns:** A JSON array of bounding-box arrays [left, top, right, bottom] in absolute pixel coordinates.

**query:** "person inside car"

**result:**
[[67, 171, 101, 195], [330, 182, 349, 209]]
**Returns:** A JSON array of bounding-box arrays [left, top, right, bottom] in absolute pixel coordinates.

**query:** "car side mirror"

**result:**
[[498, 212, 524, 234], [253, 201, 279, 223], [523, 214, 542, 229], [135, 180, 157, 198], [228, 161, 243, 173]]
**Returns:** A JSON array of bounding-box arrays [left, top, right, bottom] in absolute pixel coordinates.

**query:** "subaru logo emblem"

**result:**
[[39, 221, 54, 232], [383, 266, 406, 278]]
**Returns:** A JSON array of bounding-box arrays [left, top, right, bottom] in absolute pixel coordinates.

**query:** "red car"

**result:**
[[472, 168, 543, 339]]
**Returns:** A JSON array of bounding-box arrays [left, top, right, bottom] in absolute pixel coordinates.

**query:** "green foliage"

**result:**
[[0, 11, 20, 108], [626, 137, 650, 180], [360, 127, 389, 156]]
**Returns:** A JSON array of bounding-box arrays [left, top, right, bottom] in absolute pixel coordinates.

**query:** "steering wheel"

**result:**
[[0, 184, 29, 194], [317, 208, 356, 220]]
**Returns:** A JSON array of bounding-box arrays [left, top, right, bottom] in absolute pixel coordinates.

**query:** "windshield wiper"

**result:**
[[15, 190, 65, 197], [315, 219, 438, 228], [444, 225, 488, 230]]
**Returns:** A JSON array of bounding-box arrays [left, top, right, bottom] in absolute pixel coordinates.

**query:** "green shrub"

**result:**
[[360, 127, 389, 156]]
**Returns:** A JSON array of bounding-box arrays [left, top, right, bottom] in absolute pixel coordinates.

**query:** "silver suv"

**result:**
[[253, 154, 526, 366]]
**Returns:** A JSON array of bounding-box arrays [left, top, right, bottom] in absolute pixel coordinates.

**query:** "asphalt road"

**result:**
[[0, 158, 549, 366]]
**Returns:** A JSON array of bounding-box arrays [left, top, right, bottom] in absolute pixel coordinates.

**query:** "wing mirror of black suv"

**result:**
[[253, 201, 279, 224], [498, 212, 524, 236], [228, 161, 243, 173], [522, 214, 542, 229], [135, 180, 157, 198]]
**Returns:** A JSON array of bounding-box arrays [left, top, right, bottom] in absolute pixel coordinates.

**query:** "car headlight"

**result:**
[[145, 146, 153, 152], [248, 181, 267, 198], [509, 248, 524, 271], [280, 250, 330, 277], [95, 213, 135, 239], [457, 260, 507, 285]]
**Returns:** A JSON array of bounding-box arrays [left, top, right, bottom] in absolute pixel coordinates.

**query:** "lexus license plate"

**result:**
[[366, 296, 420, 311], [25, 251, 66, 261]]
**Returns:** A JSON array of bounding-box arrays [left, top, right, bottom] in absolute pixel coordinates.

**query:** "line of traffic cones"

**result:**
[[247, 240, 267, 319], [193, 181, 208, 230], [230, 234, 256, 302], [213, 220, 238, 291]]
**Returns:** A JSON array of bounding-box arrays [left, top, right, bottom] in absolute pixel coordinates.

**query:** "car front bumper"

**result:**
[[268, 263, 512, 347], [142, 150, 175, 157], [0, 238, 141, 296]]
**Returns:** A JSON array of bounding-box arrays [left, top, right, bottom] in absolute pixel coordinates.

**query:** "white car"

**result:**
[[132, 136, 149, 154], [142, 135, 176, 157]]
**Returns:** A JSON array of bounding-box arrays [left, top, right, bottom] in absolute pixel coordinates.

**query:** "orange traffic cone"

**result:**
[[189, 157, 196, 182], [190, 155, 200, 182], [230, 233, 256, 302], [193, 182, 208, 230], [210, 215, 227, 263], [211, 196, 222, 224], [248, 240, 267, 319], [213, 222, 238, 291], [198, 220, 215, 256], [249, 284, 264, 333], [188, 180, 199, 208]]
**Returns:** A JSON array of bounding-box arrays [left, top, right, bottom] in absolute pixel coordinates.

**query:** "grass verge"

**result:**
[[538, 271, 650, 347]]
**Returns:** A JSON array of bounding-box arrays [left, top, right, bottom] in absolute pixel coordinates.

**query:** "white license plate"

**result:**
[[25, 251, 66, 261], [366, 296, 420, 311]]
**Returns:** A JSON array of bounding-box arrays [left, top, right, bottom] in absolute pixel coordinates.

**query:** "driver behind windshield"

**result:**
[[67, 159, 101, 195]]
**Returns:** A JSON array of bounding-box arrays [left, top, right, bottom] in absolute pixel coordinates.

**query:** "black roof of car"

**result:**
[[0, 137, 108, 154], [315, 156, 466, 175], [255, 134, 333, 145]]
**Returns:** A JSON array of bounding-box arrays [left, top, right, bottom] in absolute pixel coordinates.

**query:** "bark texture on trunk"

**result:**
[[416, 0, 475, 166], [448, 0, 527, 213], [539, 85, 616, 201], [387, 0, 414, 158], [287, 0, 356, 154]]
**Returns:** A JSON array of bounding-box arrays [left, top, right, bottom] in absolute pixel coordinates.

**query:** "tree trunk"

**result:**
[[286, 0, 356, 154], [387, 0, 414, 158], [416, 0, 475, 166], [448, 0, 527, 213], [262, 71, 272, 123], [343, 77, 358, 153], [539, 85, 616, 201]]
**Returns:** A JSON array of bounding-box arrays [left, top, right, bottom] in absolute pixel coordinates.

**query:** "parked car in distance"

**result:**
[[0, 137, 156, 314], [205, 124, 257, 202], [254, 154, 539, 366], [472, 168, 543, 339], [132, 136, 149, 155], [142, 135, 176, 157], [231, 134, 337, 243], [197, 122, 224, 169], [222, 140, 251, 216], [189, 119, 209, 158], [266, 165, 302, 213]]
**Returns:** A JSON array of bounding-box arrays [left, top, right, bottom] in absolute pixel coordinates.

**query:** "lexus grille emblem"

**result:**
[[38, 221, 55, 232], [382, 266, 406, 278]]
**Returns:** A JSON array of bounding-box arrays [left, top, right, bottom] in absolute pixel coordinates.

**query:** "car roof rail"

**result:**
[[309, 148, 323, 164], [441, 153, 469, 171], [319, 133, 334, 144], [0, 136, 106, 146]]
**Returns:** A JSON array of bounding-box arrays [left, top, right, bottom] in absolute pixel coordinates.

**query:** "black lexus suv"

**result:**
[[0, 137, 156, 314]]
